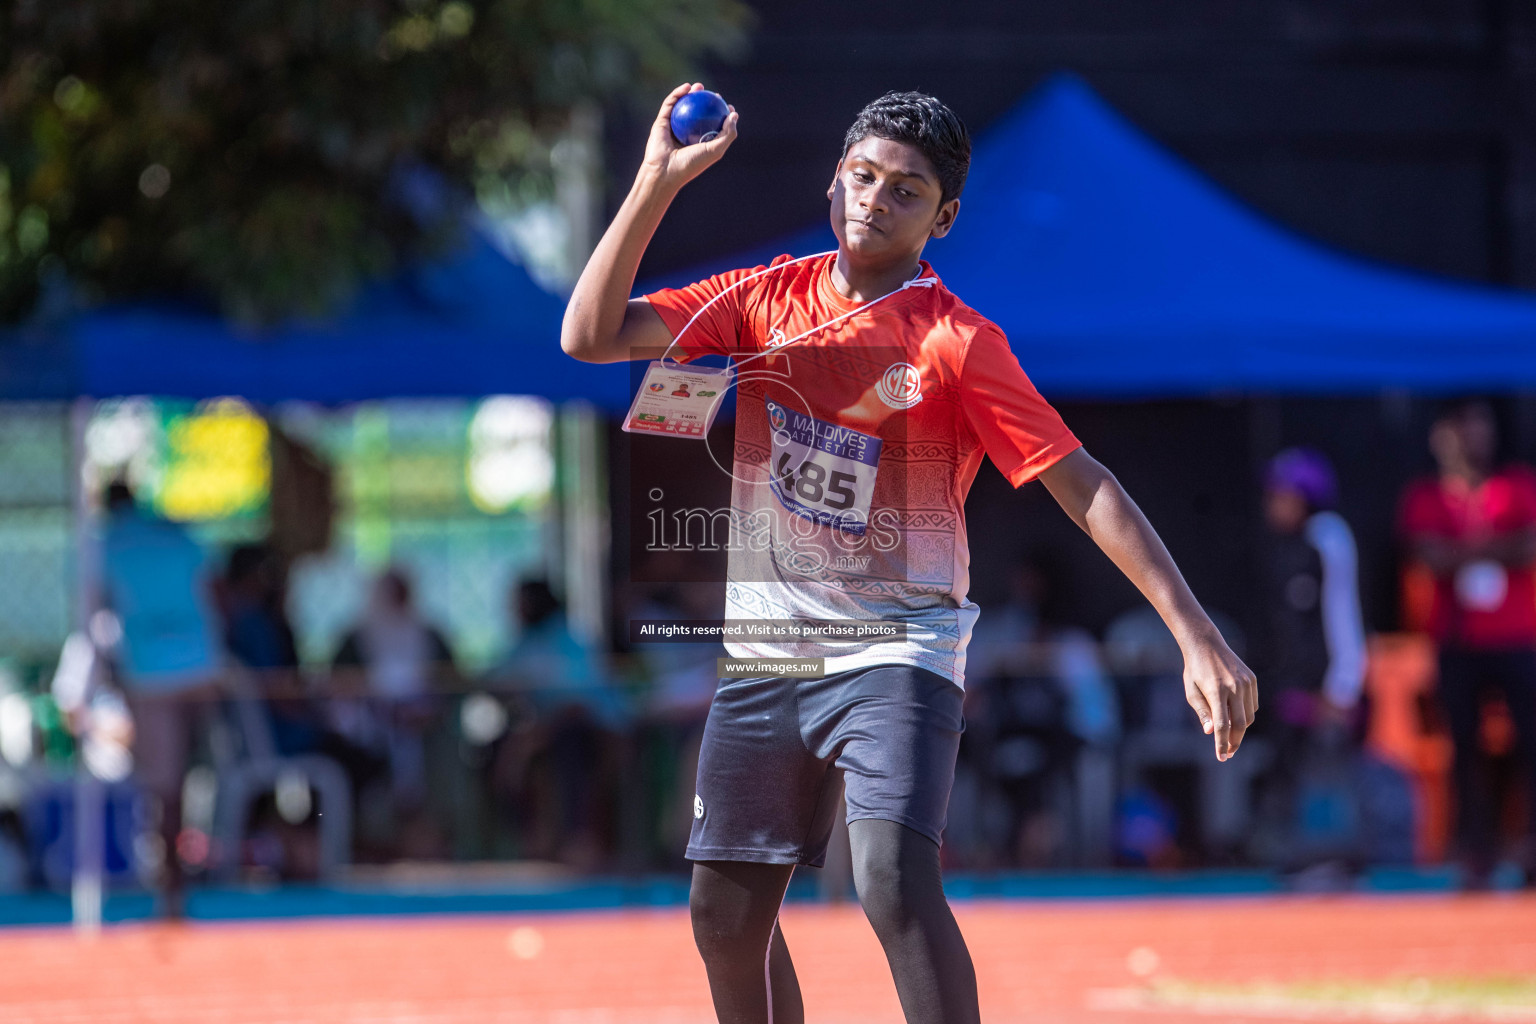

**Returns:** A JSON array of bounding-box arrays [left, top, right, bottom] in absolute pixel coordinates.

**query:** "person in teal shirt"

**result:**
[[98, 480, 224, 917]]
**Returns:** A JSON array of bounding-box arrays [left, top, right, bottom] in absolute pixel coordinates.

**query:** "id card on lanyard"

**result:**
[[622, 361, 733, 437]]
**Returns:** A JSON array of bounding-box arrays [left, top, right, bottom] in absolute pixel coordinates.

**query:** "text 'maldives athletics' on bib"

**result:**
[[643, 253, 1083, 689]]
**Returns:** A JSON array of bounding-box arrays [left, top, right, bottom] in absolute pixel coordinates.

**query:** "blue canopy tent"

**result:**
[[644, 72, 1536, 397], [11, 72, 1536, 404], [0, 225, 628, 407]]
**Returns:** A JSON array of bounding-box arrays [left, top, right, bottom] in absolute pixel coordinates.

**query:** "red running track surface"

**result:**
[[1, 894, 1533, 1023]]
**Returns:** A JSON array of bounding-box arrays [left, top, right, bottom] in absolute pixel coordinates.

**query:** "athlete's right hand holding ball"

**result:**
[[642, 83, 739, 192], [560, 85, 738, 364]]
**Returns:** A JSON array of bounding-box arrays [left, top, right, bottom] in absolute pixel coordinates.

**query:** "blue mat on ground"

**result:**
[[0, 865, 1476, 928]]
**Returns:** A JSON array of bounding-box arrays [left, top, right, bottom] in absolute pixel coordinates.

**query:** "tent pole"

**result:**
[[558, 401, 609, 650], [68, 396, 104, 937]]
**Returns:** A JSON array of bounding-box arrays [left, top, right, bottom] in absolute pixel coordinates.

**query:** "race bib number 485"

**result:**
[[766, 399, 882, 535]]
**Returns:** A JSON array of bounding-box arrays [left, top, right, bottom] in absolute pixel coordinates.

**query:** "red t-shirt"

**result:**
[[643, 253, 1081, 686], [1397, 466, 1536, 648]]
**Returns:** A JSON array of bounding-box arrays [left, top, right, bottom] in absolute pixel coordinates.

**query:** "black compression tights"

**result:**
[[689, 818, 980, 1024]]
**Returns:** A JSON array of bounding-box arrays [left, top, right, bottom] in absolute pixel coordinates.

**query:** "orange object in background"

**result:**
[[1364, 632, 1527, 864], [1363, 633, 1453, 863]]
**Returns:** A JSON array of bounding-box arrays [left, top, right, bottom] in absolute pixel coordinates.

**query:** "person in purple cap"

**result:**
[[1259, 448, 1368, 867]]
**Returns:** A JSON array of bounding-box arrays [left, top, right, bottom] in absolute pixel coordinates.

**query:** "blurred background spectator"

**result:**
[[219, 542, 382, 876], [1101, 602, 1255, 868], [1398, 400, 1536, 888], [1254, 448, 1370, 878], [481, 578, 629, 869], [627, 561, 726, 868], [331, 568, 459, 860], [98, 480, 224, 916], [954, 552, 1118, 868]]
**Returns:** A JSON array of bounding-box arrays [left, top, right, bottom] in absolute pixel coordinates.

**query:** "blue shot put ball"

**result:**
[[670, 90, 730, 146]]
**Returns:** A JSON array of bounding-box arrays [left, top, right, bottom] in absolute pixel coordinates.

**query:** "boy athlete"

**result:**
[[563, 85, 1258, 1024]]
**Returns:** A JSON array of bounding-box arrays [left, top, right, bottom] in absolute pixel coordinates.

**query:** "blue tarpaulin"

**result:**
[[644, 72, 1536, 397], [0, 226, 629, 407]]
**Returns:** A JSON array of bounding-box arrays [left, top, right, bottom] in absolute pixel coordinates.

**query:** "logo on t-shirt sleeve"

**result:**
[[876, 362, 924, 410]]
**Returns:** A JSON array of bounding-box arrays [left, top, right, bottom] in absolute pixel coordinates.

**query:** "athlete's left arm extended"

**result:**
[[1038, 447, 1258, 762]]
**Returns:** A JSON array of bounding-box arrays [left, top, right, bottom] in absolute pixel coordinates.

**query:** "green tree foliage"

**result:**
[[0, 0, 748, 323]]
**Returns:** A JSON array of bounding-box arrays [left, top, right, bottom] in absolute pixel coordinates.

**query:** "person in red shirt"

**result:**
[[563, 84, 1256, 1024], [1398, 399, 1536, 886]]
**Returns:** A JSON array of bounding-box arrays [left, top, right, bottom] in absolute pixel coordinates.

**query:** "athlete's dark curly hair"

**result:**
[[842, 91, 971, 206]]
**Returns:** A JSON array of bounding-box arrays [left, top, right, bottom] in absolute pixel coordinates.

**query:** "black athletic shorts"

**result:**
[[686, 663, 964, 867]]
